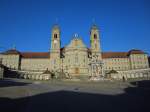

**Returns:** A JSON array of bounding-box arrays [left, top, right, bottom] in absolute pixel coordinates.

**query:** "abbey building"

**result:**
[[0, 24, 149, 78]]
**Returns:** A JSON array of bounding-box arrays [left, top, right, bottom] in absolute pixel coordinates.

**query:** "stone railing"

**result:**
[[110, 68, 150, 80], [10, 69, 70, 80], [11, 70, 50, 80]]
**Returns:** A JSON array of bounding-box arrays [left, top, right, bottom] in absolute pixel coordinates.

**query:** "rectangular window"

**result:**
[[75, 54, 78, 63]]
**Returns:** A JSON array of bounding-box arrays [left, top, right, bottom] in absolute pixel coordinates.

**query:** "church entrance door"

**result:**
[[75, 68, 79, 74]]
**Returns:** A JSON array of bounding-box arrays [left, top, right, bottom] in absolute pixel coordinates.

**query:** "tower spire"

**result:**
[[12, 44, 16, 50], [50, 23, 61, 70], [91, 18, 99, 30], [55, 18, 59, 25], [92, 18, 96, 25], [90, 23, 102, 60]]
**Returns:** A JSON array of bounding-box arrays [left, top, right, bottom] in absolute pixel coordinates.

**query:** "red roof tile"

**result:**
[[21, 52, 50, 58], [102, 52, 128, 58], [128, 49, 145, 55], [2, 49, 20, 55]]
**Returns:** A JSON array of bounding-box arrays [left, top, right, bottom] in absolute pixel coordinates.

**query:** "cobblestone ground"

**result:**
[[0, 78, 150, 112]]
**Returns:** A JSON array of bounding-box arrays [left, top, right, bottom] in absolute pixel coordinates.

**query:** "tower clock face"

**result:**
[[54, 40, 57, 43]]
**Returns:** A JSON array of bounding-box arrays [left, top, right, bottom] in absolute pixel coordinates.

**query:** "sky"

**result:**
[[0, 0, 150, 53]]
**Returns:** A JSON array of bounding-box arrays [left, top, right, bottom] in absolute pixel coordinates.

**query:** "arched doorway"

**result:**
[[75, 68, 79, 74]]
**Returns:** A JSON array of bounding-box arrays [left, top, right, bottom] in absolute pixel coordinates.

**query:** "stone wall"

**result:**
[[129, 54, 149, 69], [0, 54, 20, 69], [21, 58, 51, 71], [110, 68, 150, 80], [0, 49, 149, 78], [9, 70, 51, 80], [64, 38, 89, 76], [103, 58, 130, 71], [103, 54, 149, 71]]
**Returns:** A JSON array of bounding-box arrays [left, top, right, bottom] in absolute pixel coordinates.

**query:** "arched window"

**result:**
[[94, 34, 97, 39], [54, 34, 57, 39], [75, 68, 79, 74]]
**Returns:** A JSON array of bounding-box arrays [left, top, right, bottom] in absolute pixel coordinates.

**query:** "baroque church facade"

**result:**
[[0, 24, 149, 78]]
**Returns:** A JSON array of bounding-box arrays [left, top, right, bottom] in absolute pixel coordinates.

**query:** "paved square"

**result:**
[[0, 78, 150, 112]]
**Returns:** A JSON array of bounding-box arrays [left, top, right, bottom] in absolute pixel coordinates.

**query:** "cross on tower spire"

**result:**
[[92, 18, 96, 25], [55, 18, 59, 25]]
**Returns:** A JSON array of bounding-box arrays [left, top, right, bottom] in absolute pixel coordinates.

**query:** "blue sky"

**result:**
[[0, 0, 150, 53]]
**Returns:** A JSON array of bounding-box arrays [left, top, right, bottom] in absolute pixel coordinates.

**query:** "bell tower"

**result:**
[[90, 24, 102, 60], [89, 24, 104, 79], [50, 24, 61, 70], [51, 25, 60, 54]]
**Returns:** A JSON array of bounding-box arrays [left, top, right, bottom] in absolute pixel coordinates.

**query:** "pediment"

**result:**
[[66, 38, 86, 49]]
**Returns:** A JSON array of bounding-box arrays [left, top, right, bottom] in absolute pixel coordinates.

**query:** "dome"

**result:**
[[91, 24, 99, 30], [2, 49, 21, 55], [52, 24, 60, 29], [128, 49, 145, 55]]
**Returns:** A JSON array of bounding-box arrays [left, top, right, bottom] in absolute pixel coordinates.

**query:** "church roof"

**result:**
[[21, 52, 50, 58], [102, 49, 146, 59], [2, 49, 21, 55], [127, 49, 145, 55], [0, 48, 146, 59], [102, 52, 128, 58]]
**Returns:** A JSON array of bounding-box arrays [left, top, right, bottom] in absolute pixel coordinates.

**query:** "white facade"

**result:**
[[0, 24, 149, 78]]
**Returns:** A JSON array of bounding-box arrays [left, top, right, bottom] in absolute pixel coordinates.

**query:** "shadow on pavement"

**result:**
[[130, 80, 150, 88], [0, 80, 150, 112], [0, 79, 31, 88]]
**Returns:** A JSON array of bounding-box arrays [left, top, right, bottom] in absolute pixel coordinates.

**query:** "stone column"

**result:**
[[91, 63, 93, 77], [94, 65, 97, 77], [100, 65, 103, 77], [97, 64, 100, 77]]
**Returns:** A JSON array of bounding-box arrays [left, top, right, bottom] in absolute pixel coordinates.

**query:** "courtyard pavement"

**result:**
[[0, 78, 150, 112]]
